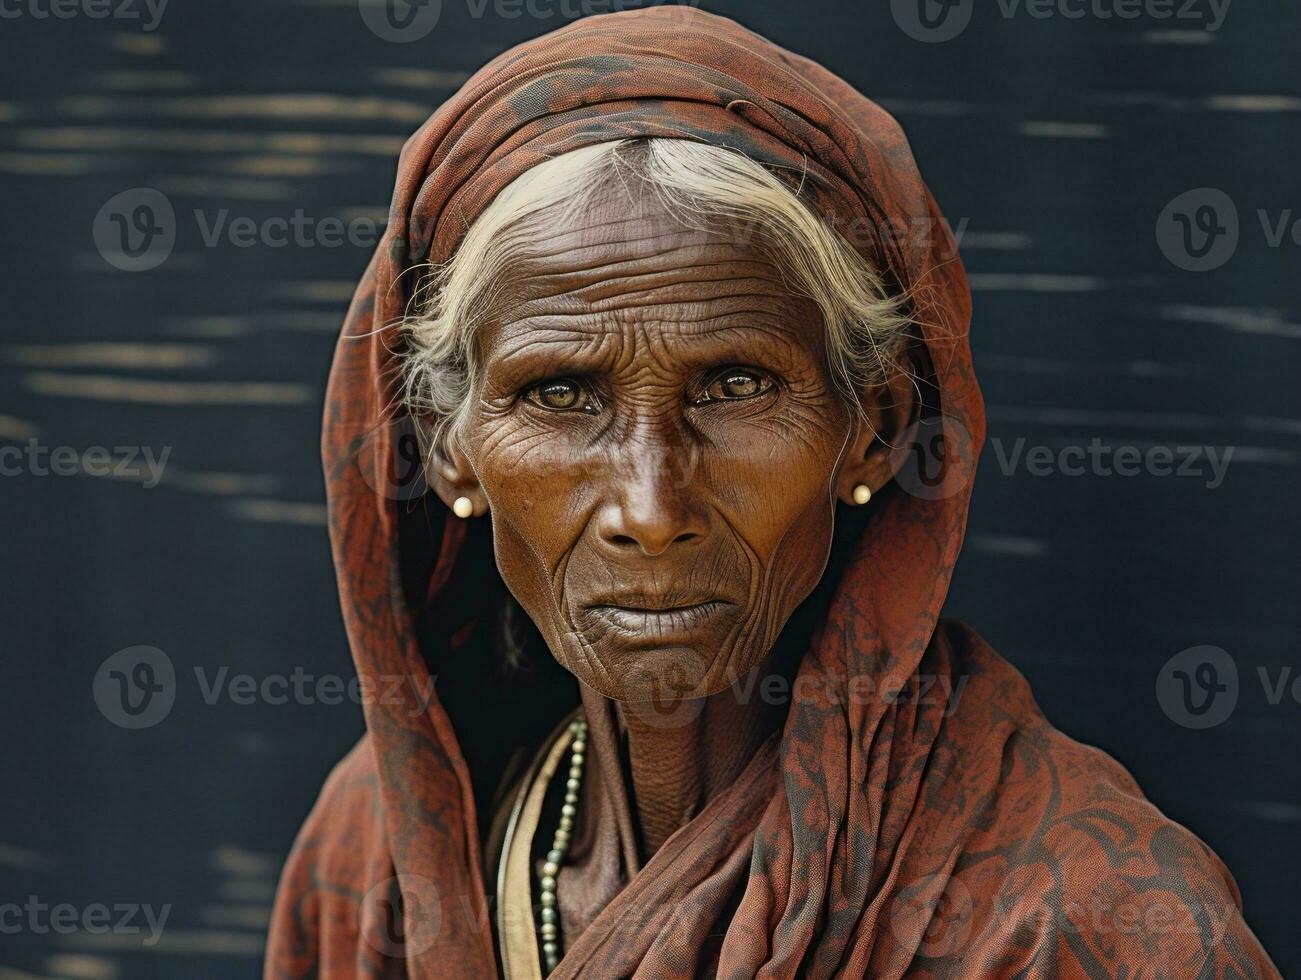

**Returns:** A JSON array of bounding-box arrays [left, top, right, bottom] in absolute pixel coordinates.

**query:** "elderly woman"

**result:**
[[265, 8, 1277, 979]]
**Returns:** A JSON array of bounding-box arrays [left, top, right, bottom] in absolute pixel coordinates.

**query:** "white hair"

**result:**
[[399, 137, 913, 448]]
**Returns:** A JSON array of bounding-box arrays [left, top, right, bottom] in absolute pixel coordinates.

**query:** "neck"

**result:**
[[575, 640, 799, 862], [619, 678, 782, 855]]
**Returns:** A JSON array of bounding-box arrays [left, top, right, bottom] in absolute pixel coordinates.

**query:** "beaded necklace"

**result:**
[[535, 716, 587, 973]]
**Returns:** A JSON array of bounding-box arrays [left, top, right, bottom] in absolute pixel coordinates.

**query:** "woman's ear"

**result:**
[[424, 423, 489, 518], [834, 345, 927, 505]]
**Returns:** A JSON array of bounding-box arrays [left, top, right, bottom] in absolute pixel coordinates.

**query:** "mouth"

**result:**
[[580, 599, 734, 640]]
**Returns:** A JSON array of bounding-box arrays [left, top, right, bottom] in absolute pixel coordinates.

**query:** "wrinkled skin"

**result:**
[[430, 178, 914, 858], [432, 181, 911, 704], [429, 179, 915, 702]]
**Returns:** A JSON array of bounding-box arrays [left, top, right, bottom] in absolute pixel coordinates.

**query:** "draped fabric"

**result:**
[[265, 8, 1278, 978]]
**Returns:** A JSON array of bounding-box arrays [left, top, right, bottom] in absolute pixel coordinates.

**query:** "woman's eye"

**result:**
[[699, 368, 773, 403], [525, 378, 591, 412]]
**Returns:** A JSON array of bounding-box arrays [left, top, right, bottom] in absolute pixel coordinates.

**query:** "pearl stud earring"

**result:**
[[852, 484, 872, 506], [452, 496, 474, 519]]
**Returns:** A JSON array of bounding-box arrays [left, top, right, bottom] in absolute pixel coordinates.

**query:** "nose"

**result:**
[[595, 440, 708, 557]]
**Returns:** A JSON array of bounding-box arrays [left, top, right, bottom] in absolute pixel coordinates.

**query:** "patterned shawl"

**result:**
[[265, 8, 1277, 978]]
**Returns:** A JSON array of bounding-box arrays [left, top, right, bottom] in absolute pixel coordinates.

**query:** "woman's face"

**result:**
[[446, 186, 882, 703]]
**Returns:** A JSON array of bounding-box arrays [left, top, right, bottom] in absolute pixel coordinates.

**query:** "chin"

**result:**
[[562, 636, 751, 704]]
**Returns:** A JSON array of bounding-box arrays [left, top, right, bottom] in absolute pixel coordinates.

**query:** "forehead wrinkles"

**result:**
[[508, 244, 791, 312], [529, 194, 755, 259], [486, 315, 813, 388], [524, 208, 741, 267], [506, 197, 789, 306], [632, 316, 808, 374], [532, 263, 788, 313], [478, 192, 828, 385], [482, 268, 815, 381]]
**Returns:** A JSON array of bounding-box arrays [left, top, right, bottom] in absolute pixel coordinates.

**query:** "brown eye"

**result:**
[[526, 378, 590, 412], [700, 368, 772, 403]]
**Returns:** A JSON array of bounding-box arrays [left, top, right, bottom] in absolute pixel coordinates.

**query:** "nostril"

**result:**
[[597, 495, 707, 554], [607, 529, 699, 550]]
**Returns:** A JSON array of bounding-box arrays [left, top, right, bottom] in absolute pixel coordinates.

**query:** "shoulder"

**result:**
[[265, 736, 391, 979], [285, 734, 385, 869], [920, 620, 1279, 977]]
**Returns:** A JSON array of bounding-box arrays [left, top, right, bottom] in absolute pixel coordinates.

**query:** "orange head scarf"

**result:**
[[266, 7, 1277, 978]]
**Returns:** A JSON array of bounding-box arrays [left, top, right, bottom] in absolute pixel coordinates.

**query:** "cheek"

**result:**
[[704, 411, 844, 570], [698, 413, 843, 670], [470, 424, 591, 623], [486, 518, 567, 646], [761, 487, 837, 623], [476, 427, 596, 547]]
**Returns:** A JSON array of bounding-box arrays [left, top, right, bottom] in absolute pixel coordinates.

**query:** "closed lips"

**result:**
[[583, 594, 731, 613], [582, 599, 733, 635]]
